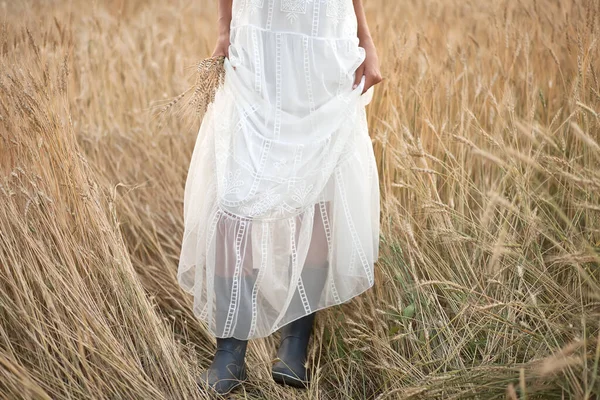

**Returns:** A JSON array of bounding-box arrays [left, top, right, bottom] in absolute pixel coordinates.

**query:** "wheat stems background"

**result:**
[[1, 0, 599, 399]]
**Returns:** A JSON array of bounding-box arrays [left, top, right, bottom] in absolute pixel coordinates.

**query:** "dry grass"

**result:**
[[1, 0, 599, 399]]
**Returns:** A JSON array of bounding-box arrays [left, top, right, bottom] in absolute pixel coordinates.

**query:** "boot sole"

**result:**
[[198, 376, 247, 396], [198, 366, 248, 396], [272, 370, 309, 388]]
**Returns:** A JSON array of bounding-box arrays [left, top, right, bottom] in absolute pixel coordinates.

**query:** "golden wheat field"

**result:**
[[1, 0, 599, 399]]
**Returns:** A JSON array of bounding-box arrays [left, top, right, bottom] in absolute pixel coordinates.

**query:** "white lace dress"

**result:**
[[177, 0, 380, 340]]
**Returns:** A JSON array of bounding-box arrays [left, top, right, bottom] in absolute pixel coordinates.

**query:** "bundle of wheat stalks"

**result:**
[[158, 55, 226, 121], [1, 0, 599, 399]]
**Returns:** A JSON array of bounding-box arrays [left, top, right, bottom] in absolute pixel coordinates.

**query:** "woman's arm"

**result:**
[[212, 0, 233, 58], [352, 0, 382, 94]]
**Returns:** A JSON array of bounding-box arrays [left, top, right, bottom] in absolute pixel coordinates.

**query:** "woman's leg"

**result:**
[[272, 202, 330, 388], [199, 216, 255, 395]]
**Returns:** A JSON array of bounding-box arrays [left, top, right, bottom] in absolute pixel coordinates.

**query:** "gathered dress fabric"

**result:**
[[177, 0, 380, 340]]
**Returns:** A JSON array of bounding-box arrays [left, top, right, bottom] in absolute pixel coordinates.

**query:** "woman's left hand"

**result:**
[[353, 38, 382, 95]]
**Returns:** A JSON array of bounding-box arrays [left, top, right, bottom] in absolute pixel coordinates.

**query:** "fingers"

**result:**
[[353, 64, 365, 89], [211, 40, 230, 59], [225, 41, 231, 59], [213, 44, 237, 69], [223, 44, 236, 69], [361, 69, 383, 94]]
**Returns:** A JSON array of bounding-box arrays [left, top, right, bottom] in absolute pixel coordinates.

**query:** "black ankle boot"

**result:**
[[198, 337, 248, 395], [271, 311, 317, 388], [199, 273, 254, 396], [271, 267, 327, 388]]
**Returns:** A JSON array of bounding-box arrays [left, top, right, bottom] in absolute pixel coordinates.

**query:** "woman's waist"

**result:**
[[229, 23, 362, 61]]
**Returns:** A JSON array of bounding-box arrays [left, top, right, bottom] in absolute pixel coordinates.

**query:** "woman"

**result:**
[[177, 0, 382, 395]]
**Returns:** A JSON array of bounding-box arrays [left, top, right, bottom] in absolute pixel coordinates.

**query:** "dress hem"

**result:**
[[182, 270, 377, 341]]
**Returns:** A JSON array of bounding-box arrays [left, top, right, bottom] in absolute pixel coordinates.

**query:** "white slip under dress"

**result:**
[[177, 0, 380, 340]]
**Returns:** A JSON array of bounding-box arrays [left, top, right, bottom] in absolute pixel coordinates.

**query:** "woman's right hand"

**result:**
[[212, 32, 230, 58]]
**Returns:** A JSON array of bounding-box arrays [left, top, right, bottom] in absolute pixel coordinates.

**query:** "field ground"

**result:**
[[1, 0, 599, 399]]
